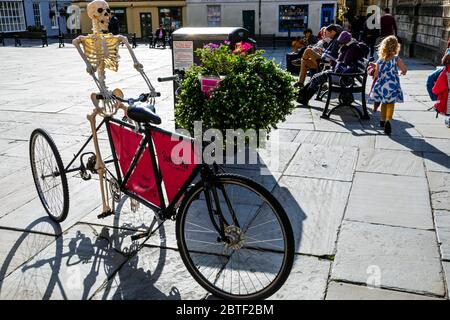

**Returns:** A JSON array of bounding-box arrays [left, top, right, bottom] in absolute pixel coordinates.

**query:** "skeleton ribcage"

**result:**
[[81, 35, 120, 72]]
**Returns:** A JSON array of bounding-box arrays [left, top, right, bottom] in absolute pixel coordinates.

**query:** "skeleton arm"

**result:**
[[117, 35, 156, 96], [73, 36, 96, 75], [72, 35, 112, 100]]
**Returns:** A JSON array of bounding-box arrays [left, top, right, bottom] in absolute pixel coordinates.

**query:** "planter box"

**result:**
[[199, 75, 224, 97]]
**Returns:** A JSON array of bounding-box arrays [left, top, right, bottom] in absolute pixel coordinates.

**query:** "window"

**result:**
[[49, 1, 58, 29], [207, 5, 221, 27], [159, 7, 182, 29], [279, 5, 308, 33], [32, 2, 41, 27], [0, 1, 26, 32]]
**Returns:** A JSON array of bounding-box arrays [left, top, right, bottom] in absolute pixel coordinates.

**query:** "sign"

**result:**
[[173, 40, 194, 70]]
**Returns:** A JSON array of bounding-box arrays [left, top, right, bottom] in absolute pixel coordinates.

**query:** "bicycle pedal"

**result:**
[[97, 210, 114, 219], [131, 232, 150, 241]]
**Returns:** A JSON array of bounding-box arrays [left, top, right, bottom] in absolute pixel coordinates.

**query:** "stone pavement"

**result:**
[[0, 42, 449, 300]]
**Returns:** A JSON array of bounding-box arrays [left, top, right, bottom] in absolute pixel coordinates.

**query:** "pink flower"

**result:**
[[232, 41, 253, 55]]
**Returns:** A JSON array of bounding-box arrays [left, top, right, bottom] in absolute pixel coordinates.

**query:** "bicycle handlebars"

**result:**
[[96, 92, 161, 105], [157, 75, 179, 82]]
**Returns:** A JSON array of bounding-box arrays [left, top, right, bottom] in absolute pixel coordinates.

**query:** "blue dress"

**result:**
[[369, 56, 404, 104]]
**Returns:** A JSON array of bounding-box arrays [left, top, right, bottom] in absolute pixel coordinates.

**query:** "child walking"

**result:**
[[369, 36, 407, 135]]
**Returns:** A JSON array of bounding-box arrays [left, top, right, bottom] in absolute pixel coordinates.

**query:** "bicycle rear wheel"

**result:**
[[176, 173, 294, 300], [29, 128, 69, 222]]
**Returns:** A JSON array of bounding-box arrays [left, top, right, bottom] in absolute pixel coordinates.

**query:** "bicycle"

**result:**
[[29, 74, 295, 300]]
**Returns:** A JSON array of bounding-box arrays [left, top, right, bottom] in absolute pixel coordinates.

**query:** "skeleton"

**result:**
[[72, 0, 157, 216]]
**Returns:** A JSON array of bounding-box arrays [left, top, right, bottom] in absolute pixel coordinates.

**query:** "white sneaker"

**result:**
[[445, 117, 450, 128]]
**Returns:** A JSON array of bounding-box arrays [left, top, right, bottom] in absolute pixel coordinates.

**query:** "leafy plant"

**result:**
[[175, 42, 297, 141]]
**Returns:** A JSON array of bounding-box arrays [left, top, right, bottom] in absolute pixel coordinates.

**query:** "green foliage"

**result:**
[[175, 43, 297, 138]]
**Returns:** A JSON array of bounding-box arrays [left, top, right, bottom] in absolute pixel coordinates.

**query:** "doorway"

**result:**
[[140, 12, 152, 39], [242, 10, 255, 36], [321, 4, 335, 28]]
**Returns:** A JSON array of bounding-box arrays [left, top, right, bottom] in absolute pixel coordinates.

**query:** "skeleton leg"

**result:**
[[87, 109, 111, 214]]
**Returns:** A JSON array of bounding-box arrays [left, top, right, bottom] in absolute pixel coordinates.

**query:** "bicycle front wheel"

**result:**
[[29, 128, 69, 222], [176, 173, 294, 300]]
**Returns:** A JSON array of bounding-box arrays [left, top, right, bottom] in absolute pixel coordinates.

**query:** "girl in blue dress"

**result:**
[[369, 36, 408, 135]]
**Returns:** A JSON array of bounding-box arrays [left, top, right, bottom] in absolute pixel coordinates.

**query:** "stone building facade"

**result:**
[[392, 0, 449, 64]]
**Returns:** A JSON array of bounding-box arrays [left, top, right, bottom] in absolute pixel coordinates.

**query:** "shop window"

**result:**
[[279, 5, 308, 33], [159, 7, 182, 30]]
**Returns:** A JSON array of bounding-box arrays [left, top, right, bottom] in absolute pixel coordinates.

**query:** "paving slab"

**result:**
[[0, 223, 127, 299], [331, 220, 445, 296], [275, 122, 315, 131], [224, 142, 299, 175], [443, 262, 450, 299], [0, 226, 57, 282], [272, 176, 351, 256], [345, 172, 433, 229], [396, 111, 443, 125], [414, 124, 450, 139], [294, 130, 375, 149], [269, 255, 331, 300], [0, 178, 101, 235], [424, 152, 450, 173], [435, 210, 450, 261], [361, 119, 422, 137], [375, 135, 432, 152], [427, 172, 450, 211], [424, 137, 450, 154], [91, 246, 209, 300], [356, 148, 425, 177], [285, 143, 358, 182], [326, 281, 441, 300], [269, 129, 300, 142]]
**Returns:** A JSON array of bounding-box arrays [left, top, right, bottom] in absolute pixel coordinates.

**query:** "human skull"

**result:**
[[87, 0, 111, 32]]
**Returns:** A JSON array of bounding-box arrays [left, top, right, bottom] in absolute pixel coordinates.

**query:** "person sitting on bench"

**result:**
[[153, 25, 167, 47], [296, 31, 368, 106], [294, 24, 342, 88]]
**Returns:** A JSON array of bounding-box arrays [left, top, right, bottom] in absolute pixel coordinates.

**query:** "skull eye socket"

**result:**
[[106, 9, 111, 13], [97, 8, 104, 14]]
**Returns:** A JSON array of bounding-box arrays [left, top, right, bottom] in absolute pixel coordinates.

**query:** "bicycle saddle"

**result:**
[[127, 105, 161, 125]]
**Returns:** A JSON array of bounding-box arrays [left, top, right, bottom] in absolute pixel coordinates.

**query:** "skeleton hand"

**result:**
[[134, 62, 143, 72], [86, 64, 97, 75]]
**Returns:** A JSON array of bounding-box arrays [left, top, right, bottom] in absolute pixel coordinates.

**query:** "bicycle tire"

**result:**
[[176, 173, 295, 300], [29, 128, 69, 223]]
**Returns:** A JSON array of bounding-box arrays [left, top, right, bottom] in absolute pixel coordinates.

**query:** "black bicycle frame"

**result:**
[[62, 116, 204, 219], [62, 115, 234, 239]]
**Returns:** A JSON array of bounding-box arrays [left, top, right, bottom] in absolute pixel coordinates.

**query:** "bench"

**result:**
[[0, 31, 47, 47], [316, 58, 370, 120]]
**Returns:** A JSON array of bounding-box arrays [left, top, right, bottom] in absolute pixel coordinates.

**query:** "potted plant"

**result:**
[[175, 41, 296, 148]]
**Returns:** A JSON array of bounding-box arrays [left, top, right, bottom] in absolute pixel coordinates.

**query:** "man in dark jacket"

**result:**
[[153, 24, 167, 47], [297, 31, 369, 106], [108, 12, 120, 35], [380, 8, 397, 37]]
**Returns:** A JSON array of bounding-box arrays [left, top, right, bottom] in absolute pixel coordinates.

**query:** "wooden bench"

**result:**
[[0, 31, 47, 47], [316, 58, 370, 120]]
